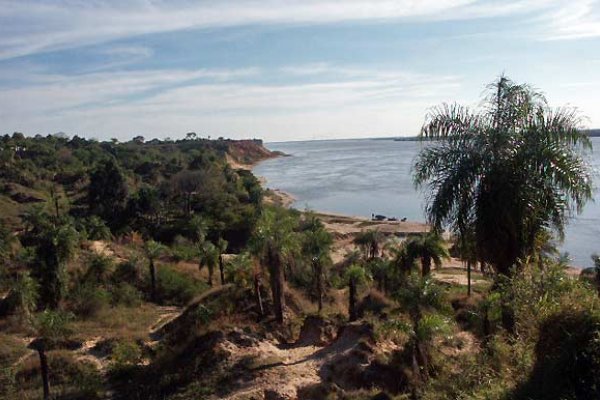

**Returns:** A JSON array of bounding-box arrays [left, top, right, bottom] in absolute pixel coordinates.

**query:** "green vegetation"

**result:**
[[1, 76, 599, 399]]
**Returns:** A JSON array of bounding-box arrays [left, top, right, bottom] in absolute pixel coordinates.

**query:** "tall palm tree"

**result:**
[[217, 237, 228, 285], [143, 240, 166, 302], [414, 75, 592, 276], [394, 274, 447, 387], [29, 310, 72, 400], [353, 229, 383, 260], [404, 232, 450, 277], [301, 214, 333, 313], [344, 261, 371, 322], [33, 218, 79, 309], [250, 208, 299, 323], [199, 241, 220, 286]]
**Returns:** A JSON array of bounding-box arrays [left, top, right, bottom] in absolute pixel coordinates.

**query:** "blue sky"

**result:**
[[1, 0, 600, 142]]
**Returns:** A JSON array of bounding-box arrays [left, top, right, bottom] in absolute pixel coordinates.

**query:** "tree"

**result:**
[[0, 219, 15, 260], [199, 240, 219, 286], [250, 208, 298, 323], [353, 229, 383, 260], [32, 218, 79, 309], [393, 274, 448, 387], [29, 310, 73, 400], [344, 262, 371, 322], [404, 232, 449, 277], [301, 214, 333, 313], [413, 75, 592, 277], [217, 237, 228, 285], [143, 240, 166, 302], [87, 159, 128, 226]]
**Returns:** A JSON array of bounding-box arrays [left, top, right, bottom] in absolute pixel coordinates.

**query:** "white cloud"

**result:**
[[0, 64, 461, 140], [0, 0, 594, 60]]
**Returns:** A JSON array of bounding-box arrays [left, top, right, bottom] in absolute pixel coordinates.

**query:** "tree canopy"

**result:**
[[414, 75, 593, 275]]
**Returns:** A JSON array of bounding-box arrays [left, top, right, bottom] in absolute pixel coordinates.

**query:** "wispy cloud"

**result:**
[[0, 0, 594, 60], [0, 64, 461, 139]]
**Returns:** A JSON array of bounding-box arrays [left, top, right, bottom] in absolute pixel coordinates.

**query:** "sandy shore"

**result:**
[[254, 161, 583, 278]]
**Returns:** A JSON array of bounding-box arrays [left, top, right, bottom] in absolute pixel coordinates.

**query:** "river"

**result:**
[[254, 138, 600, 269]]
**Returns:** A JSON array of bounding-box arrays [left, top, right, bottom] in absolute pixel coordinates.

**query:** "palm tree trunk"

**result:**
[[149, 260, 157, 302], [467, 260, 472, 297], [219, 254, 225, 285], [207, 264, 213, 286], [316, 261, 323, 313], [421, 257, 431, 277], [268, 248, 285, 323], [254, 273, 264, 317], [37, 346, 50, 400], [349, 278, 357, 322]]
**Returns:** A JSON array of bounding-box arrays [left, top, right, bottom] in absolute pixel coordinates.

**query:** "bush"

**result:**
[[155, 266, 207, 306], [513, 309, 600, 399], [171, 242, 198, 262], [79, 216, 112, 241], [68, 284, 111, 318], [112, 259, 141, 286], [110, 283, 142, 307], [15, 350, 102, 399], [84, 254, 114, 284], [111, 340, 142, 368]]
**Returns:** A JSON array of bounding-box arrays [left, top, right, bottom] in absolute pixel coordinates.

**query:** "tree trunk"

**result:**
[[467, 260, 472, 297], [37, 346, 50, 400], [268, 247, 285, 323], [349, 278, 357, 322], [150, 260, 157, 302], [207, 264, 213, 287], [316, 261, 323, 313], [254, 273, 264, 317], [421, 257, 431, 277], [219, 254, 225, 285]]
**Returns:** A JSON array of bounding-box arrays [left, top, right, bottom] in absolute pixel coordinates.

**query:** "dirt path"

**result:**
[[222, 341, 323, 400]]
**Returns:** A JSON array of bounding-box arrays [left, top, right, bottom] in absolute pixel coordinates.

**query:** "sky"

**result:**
[[1, 1, 600, 142]]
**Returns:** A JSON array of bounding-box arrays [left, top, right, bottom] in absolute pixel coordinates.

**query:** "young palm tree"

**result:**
[[301, 215, 333, 313], [344, 262, 371, 322], [413, 75, 592, 277], [404, 232, 450, 277], [250, 208, 299, 323], [217, 237, 228, 285], [353, 229, 383, 260], [394, 274, 448, 386], [143, 240, 166, 302], [226, 252, 265, 316], [29, 310, 72, 400], [199, 241, 220, 286], [33, 219, 79, 309]]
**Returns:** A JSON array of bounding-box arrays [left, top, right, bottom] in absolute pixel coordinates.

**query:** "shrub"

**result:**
[[84, 254, 114, 284], [68, 284, 110, 318], [171, 243, 198, 262], [111, 340, 142, 368], [112, 259, 142, 286], [110, 283, 142, 307], [155, 266, 207, 306], [15, 350, 102, 399], [513, 309, 600, 399]]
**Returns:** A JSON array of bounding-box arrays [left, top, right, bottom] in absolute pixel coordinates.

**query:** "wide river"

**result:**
[[254, 138, 600, 269]]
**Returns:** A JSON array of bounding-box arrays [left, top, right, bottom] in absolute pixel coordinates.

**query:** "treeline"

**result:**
[[0, 133, 265, 248]]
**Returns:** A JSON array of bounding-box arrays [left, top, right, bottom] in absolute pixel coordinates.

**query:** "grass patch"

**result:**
[[70, 304, 165, 341]]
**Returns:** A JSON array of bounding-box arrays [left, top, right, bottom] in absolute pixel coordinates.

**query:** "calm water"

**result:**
[[254, 138, 600, 269]]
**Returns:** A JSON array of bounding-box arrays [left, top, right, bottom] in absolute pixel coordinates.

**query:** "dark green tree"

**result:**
[[404, 232, 449, 277], [143, 240, 166, 302], [414, 76, 592, 276], [87, 159, 128, 227], [32, 218, 79, 309], [250, 208, 299, 323], [301, 214, 333, 313]]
